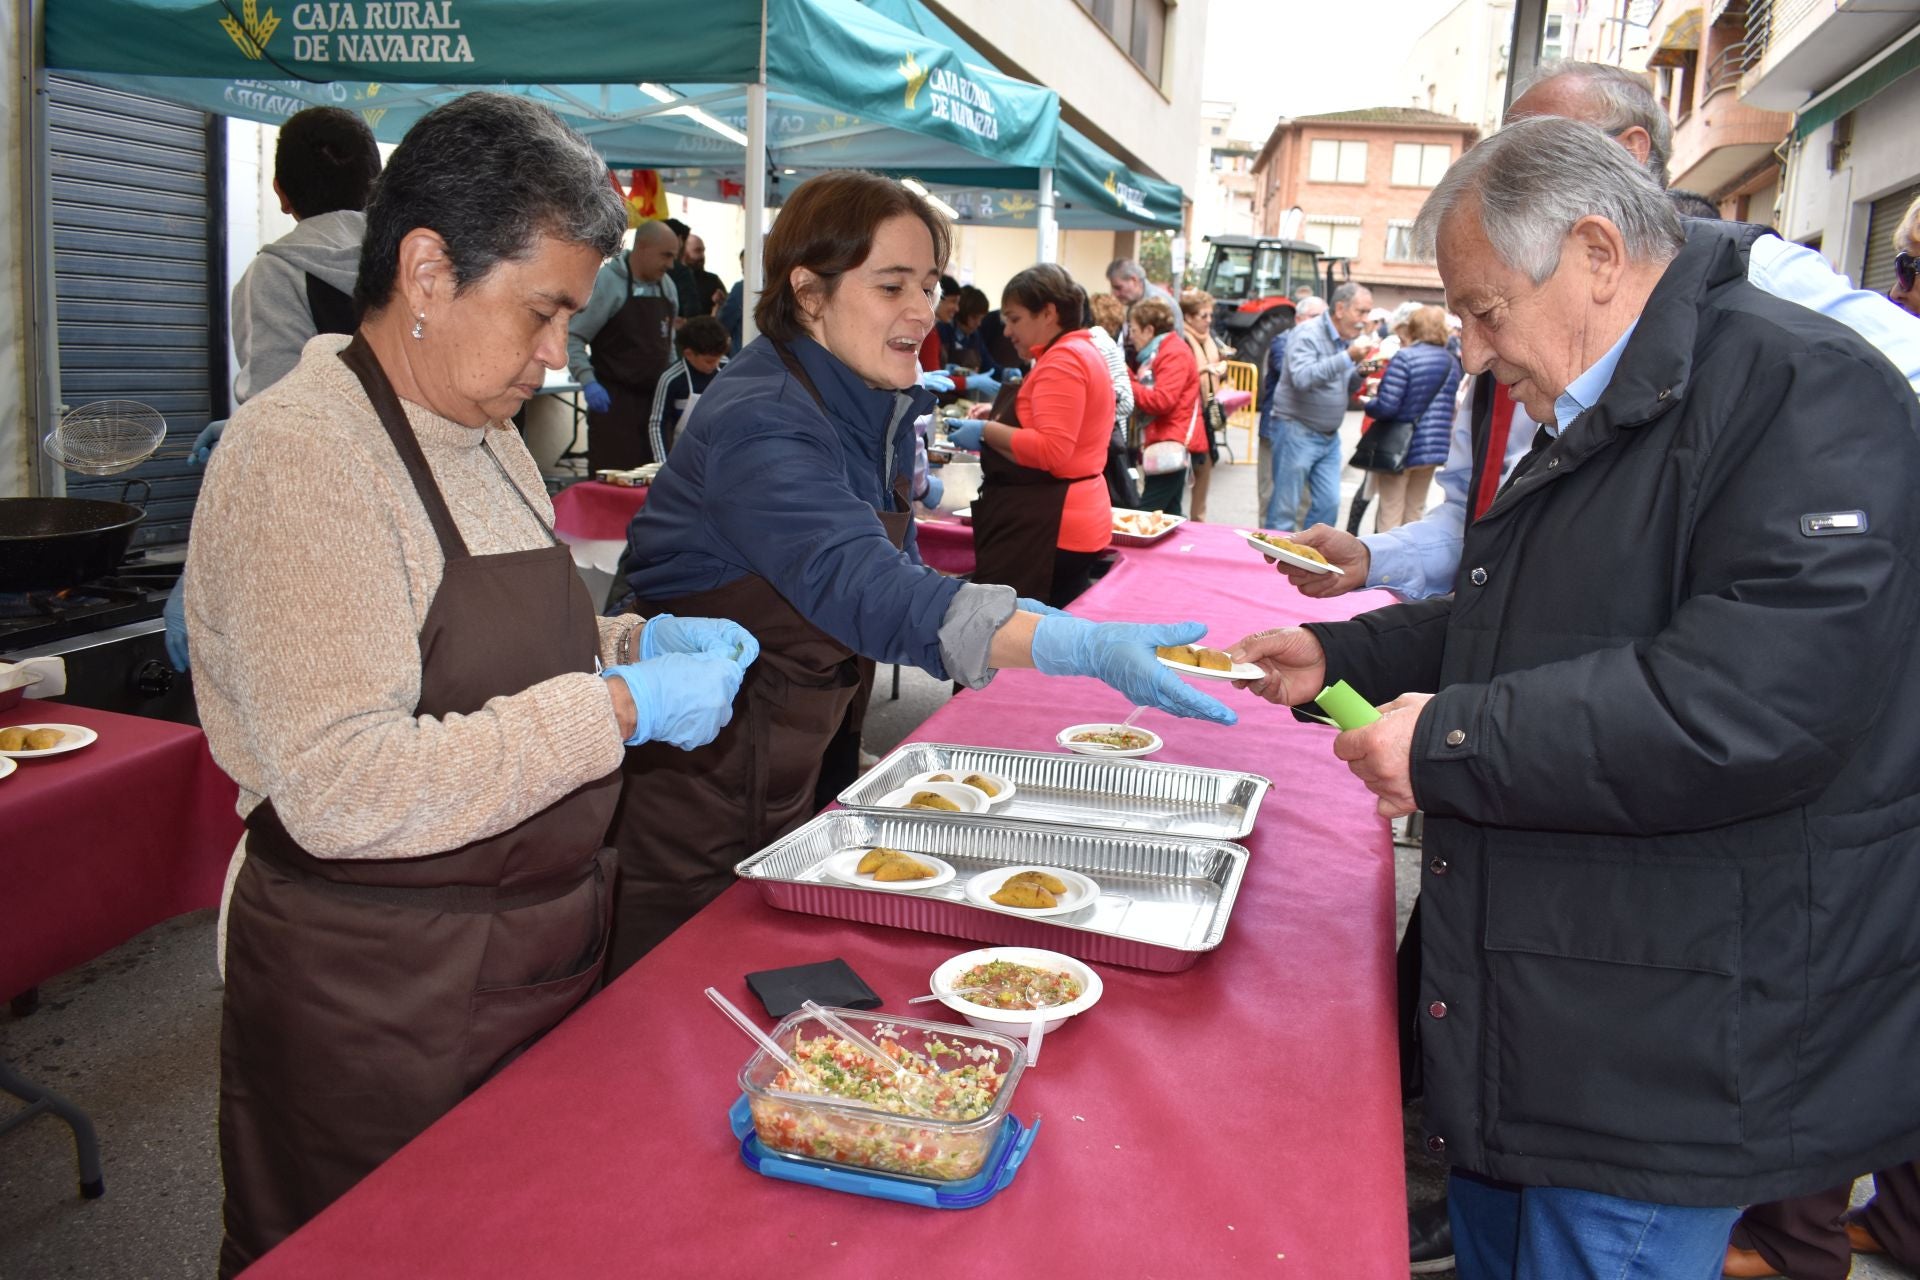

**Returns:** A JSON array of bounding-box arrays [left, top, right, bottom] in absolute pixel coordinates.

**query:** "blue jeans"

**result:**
[[1264, 419, 1342, 531], [1449, 1170, 1741, 1280]]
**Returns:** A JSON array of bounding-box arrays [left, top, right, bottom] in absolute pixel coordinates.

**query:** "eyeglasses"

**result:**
[[1896, 251, 1917, 292]]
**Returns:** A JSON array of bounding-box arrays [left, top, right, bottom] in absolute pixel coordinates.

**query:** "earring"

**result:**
[[411, 314, 425, 340]]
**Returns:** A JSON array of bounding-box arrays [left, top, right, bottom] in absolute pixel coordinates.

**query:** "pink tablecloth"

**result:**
[[550, 480, 649, 542], [252, 523, 1408, 1279], [912, 515, 977, 576], [1, 701, 241, 999]]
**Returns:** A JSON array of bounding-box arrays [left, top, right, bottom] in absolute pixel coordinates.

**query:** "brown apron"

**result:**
[[604, 343, 909, 975], [217, 335, 621, 1276], [970, 440, 1100, 602], [585, 270, 676, 472]]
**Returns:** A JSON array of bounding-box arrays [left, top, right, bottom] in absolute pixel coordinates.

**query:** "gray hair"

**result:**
[[1509, 60, 1672, 188], [1296, 295, 1326, 318], [356, 92, 627, 313], [1330, 282, 1366, 310], [1414, 117, 1684, 284], [1106, 258, 1146, 285]]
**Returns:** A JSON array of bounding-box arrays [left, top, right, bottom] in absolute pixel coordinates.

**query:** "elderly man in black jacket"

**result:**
[[1233, 116, 1920, 1278]]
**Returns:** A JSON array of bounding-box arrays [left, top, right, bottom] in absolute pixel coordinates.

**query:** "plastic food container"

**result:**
[[0, 663, 41, 714], [738, 1008, 1028, 1183]]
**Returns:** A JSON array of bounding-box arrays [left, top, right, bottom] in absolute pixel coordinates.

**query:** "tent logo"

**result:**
[[355, 83, 386, 129], [998, 195, 1036, 218], [220, 0, 281, 59], [1104, 170, 1149, 217], [898, 53, 931, 110]]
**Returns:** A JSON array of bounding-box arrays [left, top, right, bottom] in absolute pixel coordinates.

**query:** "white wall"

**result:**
[[1778, 71, 1920, 283], [947, 226, 1116, 301], [934, 0, 1208, 193], [3, 11, 30, 498]]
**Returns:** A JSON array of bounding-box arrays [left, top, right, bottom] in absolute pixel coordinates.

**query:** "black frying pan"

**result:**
[[0, 492, 146, 592]]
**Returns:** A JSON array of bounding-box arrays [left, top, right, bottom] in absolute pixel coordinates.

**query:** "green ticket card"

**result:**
[[1315, 680, 1381, 730]]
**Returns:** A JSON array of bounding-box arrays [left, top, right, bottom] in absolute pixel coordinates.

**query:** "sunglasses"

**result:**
[[1898, 251, 1918, 292]]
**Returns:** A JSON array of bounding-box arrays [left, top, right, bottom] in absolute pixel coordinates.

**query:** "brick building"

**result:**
[[1250, 107, 1479, 310]]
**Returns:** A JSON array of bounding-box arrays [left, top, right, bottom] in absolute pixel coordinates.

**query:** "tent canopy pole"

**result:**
[[742, 0, 769, 347], [1036, 166, 1058, 264]]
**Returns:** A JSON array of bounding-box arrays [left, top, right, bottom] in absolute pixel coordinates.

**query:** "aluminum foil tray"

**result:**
[[734, 809, 1249, 972], [839, 743, 1269, 841]]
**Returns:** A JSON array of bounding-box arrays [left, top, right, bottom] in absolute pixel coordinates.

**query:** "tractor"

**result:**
[[1197, 235, 1352, 364]]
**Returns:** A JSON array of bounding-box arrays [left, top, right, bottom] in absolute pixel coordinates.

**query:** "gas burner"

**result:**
[[0, 559, 181, 648]]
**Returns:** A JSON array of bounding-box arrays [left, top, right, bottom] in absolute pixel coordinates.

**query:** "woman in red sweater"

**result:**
[[1127, 297, 1200, 516], [960, 263, 1115, 606]]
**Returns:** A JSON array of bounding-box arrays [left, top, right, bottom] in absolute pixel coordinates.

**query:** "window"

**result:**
[[1391, 142, 1453, 187], [1385, 220, 1431, 263], [1541, 13, 1564, 61], [1303, 216, 1363, 259], [1074, 0, 1169, 82], [1307, 140, 1368, 184]]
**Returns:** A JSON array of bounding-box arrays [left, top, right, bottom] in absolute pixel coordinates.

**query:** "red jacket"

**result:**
[[1130, 333, 1200, 450], [1011, 329, 1115, 553]]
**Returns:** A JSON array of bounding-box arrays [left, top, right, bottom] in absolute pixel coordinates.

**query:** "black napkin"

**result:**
[[745, 958, 882, 1019]]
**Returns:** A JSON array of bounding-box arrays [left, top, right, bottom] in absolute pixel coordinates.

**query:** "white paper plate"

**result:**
[[904, 768, 1016, 807], [1157, 653, 1263, 682], [0, 724, 98, 758], [930, 947, 1104, 1034], [1055, 723, 1162, 758], [875, 780, 991, 813], [1110, 507, 1186, 545], [0, 756, 16, 781], [964, 866, 1101, 918], [823, 848, 957, 892], [1241, 529, 1338, 574]]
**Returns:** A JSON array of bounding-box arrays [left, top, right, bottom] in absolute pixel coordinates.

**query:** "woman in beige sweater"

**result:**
[[186, 93, 754, 1274]]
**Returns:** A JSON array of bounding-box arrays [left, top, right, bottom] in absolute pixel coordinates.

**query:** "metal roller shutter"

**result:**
[[1862, 178, 1920, 296], [46, 75, 225, 549]]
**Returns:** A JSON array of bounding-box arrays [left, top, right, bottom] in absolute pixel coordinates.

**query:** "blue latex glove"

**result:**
[[638, 613, 760, 672], [1016, 597, 1063, 617], [917, 370, 956, 394], [1030, 616, 1236, 725], [946, 420, 986, 453], [189, 419, 226, 467], [604, 652, 745, 749], [163, 575, 191, 672], [962, 372, 1001, 402], [582, 380, 613, 414], [998, 367, 1025, 384], [918, 474, 944, 508]]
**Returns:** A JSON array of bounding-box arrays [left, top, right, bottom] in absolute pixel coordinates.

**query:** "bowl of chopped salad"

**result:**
[[738, 1007, 1027, 1183], [929, 947, 1104, 1035]]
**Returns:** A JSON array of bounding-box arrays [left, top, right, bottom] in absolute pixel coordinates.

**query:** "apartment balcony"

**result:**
[[1668, 92, 1789, 194], [1739, 0, 1920, 109]]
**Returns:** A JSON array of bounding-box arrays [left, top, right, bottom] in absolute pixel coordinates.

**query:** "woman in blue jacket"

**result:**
[[1355, 305, 1460, 531], [601, 172, 1236, 973]]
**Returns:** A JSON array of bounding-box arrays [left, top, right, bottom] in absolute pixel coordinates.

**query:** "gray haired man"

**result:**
[[1105, 257, 1175, 311], [1233, 117, 1920, 1279], [1263, 281, 1371, 529]]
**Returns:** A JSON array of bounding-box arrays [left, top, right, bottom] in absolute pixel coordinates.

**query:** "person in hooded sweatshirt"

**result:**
[[166, 107, 381, 671], [230, 107, 383, 402]]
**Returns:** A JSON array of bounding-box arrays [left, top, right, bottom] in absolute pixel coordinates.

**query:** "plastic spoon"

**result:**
[[705, 988, 896, 1113], [1027, 1016, 1045, 1067], [908, 984, 992, 1004], [1078, 705, 1149, 752], [705, 986, 817, 1086], [799, 1000, 943, 1114]]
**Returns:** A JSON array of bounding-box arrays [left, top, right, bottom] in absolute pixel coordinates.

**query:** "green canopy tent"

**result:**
[[855, 0, 1185, 245], [42, 0, 1063, 339]]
